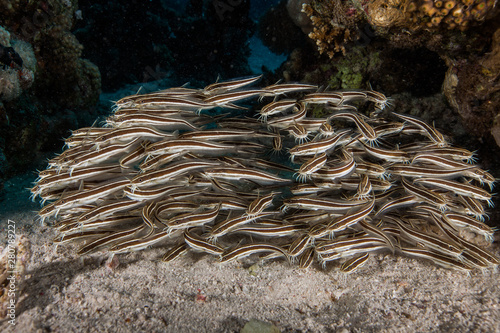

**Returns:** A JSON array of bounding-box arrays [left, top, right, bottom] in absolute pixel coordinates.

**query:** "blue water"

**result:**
[[248, 35, 287, 74]]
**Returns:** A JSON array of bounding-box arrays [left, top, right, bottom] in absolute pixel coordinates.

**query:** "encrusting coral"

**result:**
[[302, 0, 366, 57], [32, 76, 498, 274], [300, 0, 498, 57], [404, 0, 497, 30]]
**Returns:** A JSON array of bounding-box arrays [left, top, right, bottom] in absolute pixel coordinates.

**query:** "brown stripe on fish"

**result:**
[[414, 178, 493, 206], [330, 111, 377, 144], [392, 219, 463, 258], [107, 114, 199, 130], [203, 167, 290, 185], [204, 89, 265, 106], [203, 75, 262, 95], [315, 236, 386, 257], [165, 204, 221, 233], [392, 112, 448, 147], [162, 242, 189, 262], [208, 212, 276, 241], [358, 219, 395, 253], [77, 199, 143, 224], [288, 130, 349, 160], [357, 140, 410, 163], [184, 229, 224, 256], [53, 179, 131, 211], [220, 243, 288, 263], [94, 126, 173, 148], [131, 160, 220, 188], [340, 253, 370, 273], [364, 90, 391, 110], [401, 178, 447, 210], [354, 174, 373, 200], [245, 192, 276, 219], [296, 152, 328, 182], [300, 92, 343, 106], [262, 82, 318, 97], [442, 212, 495, 243], [428, 212, 499, 268], [110, 230, 171, 253], [407, 146, 476, 163], [400, 247, 471, 274], [282, 196, 368, 212], [298, 247, 316, 269], [259, 99, 297, 122], [77, 225, 146, 255], [326, 198, 375, 234], [145, 139, 235, 156], [266, 102, 307, 129], [233, 223, 308, 238], [376, 195, 420, 216], [287, 123, 310, 143], [388, 164, 475, 179]]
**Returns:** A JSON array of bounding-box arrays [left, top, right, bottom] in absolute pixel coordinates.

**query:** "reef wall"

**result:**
[[0, 0, 102, 190]]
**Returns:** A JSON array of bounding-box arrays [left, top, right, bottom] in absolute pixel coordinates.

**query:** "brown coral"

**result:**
[[368, 0, 411, 28], [302, 0, 366, 57], [369, 0, 498, 31]]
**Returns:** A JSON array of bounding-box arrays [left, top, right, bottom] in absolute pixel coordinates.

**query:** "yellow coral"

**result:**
[[368, 0, 411, 28], [368, 0, 496, 31]]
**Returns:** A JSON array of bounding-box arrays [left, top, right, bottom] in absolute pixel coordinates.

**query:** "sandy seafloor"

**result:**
[[0, 173, 499, 333]]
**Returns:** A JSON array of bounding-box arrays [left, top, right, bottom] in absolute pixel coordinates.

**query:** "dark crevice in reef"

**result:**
[[373, 48, 448, 97]]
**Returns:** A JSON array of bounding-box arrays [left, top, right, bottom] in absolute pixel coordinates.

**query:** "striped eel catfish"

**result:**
[[33, 76, 498, 275]]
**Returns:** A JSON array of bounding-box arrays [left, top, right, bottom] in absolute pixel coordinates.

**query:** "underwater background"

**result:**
[[1, 1, 500, 331]]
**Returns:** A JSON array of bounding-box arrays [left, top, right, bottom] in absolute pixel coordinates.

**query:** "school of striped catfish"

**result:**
[[31, 75, 499, 274]]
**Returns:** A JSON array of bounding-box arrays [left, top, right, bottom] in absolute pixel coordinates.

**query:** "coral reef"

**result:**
[[33, 77, 498, 275], [366, 0, 498, 31], [326, 47, 382, 90], [0, 0, 100, 108], [0, 40, 36, 102], [404, 0, 497, 31], [281, 0, 498, 151], [443, 27, 500, 139], [0, 0, 102, 181], [299, 0, 499, 57], [367, 0, 409, 28], [302, 0, 366, 57], [0, 25, 10, 46]]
